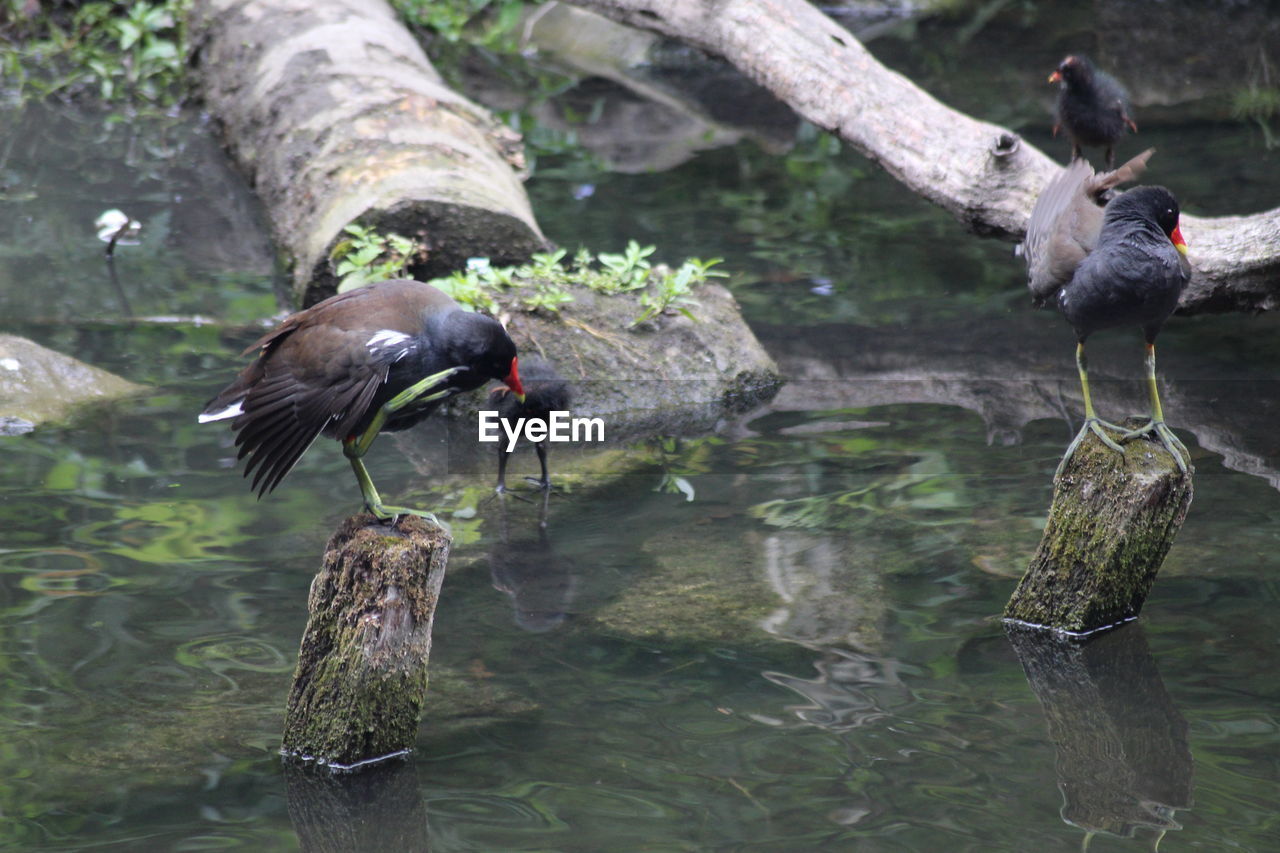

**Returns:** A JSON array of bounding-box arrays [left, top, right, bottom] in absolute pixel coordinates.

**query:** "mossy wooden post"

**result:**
[[283, 514, 449, 768], [1005, 425, 1193, 634]]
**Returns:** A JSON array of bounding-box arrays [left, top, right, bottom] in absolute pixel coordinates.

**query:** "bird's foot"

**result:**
[[1055, 418, 1125, 479], [1119, 419, 1190, 474], [366, 501, 448, 528], [486, 484, 533, 505], [523, 476, 555, 492]]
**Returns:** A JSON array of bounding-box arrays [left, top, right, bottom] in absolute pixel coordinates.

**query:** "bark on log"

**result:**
[[564, 0, 1280, 314], [1006, 623, 1193, 838], [189, 0, 548, 307], [282, 514, 449, 769], [1004, 424, 1193, 634]]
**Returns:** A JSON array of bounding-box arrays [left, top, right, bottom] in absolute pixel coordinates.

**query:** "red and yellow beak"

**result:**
[[505, 357, 526, 403], [1048, 70, 1062, 83], [1170, 224, 1189, 256]]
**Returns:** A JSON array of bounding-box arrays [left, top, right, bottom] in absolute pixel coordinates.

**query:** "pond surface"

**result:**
[[2, 6, 1280, 851]]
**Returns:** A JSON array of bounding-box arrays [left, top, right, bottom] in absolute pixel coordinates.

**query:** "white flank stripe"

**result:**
[[198, 400, 244, 423], [367, 329, 411, 350]]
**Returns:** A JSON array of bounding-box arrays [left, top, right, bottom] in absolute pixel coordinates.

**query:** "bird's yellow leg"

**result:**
[[1056, 342, 1125, 478], [344, 366, 464, 458], [1119, 343, 1189, 473], [343, 450, 445, 525], [341, 365, 465, 522]]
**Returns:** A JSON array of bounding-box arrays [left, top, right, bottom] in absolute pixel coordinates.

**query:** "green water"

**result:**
[[2, 7, 1280, 851]]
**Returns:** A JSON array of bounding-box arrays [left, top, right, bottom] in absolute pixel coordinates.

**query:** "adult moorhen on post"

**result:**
[[1025, 148, 1154, 309], [200, 279, 525, 521], [1049, 54, 1137, 169], [490, 354, 571, 494], [1025, 180, 1191, 478]]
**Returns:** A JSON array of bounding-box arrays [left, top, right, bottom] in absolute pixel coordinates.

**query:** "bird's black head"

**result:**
[[436, 310, 524, 396], [1108, 185, 1178, 233], [492, 354, 571, 418], [1105, 185, 1189, 255], [1049, 54, 1094, 87]]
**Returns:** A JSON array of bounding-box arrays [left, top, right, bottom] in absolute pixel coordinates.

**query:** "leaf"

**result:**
[[116, 21, 142, 50], [349, 244, 383, 266]]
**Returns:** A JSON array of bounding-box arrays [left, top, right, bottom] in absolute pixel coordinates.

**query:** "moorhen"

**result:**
[[490, 354, 571, 493], [200, 279, 525, 521], [1025, 148, 1154, 307], [1027, 182, 1190, 476], [1049, 54, 1137, 169]]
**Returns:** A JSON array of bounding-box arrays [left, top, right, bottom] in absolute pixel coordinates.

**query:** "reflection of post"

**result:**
[[284, 759, 430, 852], [282, 514, 449, 768], [1007, 623, 1193, 845]]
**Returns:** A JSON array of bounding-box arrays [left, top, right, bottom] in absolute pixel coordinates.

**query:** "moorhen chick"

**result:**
[[1049, 54, 1137, 169], [1029, 184, 1190, 476], [490, 354, 571, 493], [200, 279, 525, 521]]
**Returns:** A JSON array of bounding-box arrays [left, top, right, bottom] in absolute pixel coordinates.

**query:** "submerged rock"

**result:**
[[0, 334, 144, 428]]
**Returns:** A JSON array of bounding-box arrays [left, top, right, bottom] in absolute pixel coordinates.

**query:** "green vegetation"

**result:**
[[426, 240, 726, 326], [1232, 86, 1280, 149], [633, 255, 725, 326], [392, 0, 526, 48], [0, 0, 188, 105], [329, 224, 422, 293]]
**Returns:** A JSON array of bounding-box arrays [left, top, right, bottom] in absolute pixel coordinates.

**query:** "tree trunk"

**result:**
[[282, 514, 449, 769], [188, 0, 548, 306], [565, 0, 1280, 314], [1004, 425, 1193, 634]]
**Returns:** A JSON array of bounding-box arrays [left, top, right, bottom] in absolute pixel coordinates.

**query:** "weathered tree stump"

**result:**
[[1006, 622, 1193, 840], [283, 514, 449, 769], [1004, 425, 1193, 634], [188, 0, 548, 306]]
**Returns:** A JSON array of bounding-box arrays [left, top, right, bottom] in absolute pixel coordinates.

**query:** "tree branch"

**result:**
[[565, 0, 1280, 314]]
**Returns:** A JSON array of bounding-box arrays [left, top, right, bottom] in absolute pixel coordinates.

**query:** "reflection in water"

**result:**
[[487, 491, 578, 633], [763, 647, 903, 732], [1006, 623, 1193, 848], [759, 530, 887, 650], [284, 759, 429, 852]]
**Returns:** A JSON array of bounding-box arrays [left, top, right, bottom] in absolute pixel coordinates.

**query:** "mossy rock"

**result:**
[[0, 334, 144, 432]]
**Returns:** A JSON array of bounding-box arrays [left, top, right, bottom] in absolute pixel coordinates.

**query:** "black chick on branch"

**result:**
[[489, 354, 571, 494], [1049, 54, 1137, 169], [200, 279, 525, 521]]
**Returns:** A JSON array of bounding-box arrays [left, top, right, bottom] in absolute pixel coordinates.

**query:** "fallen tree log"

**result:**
[[189, 0, 548, 307], [564, 0, 1280, 314]]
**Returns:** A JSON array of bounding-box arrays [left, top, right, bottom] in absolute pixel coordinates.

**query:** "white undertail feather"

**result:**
[[198, 400, 244, 423]]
